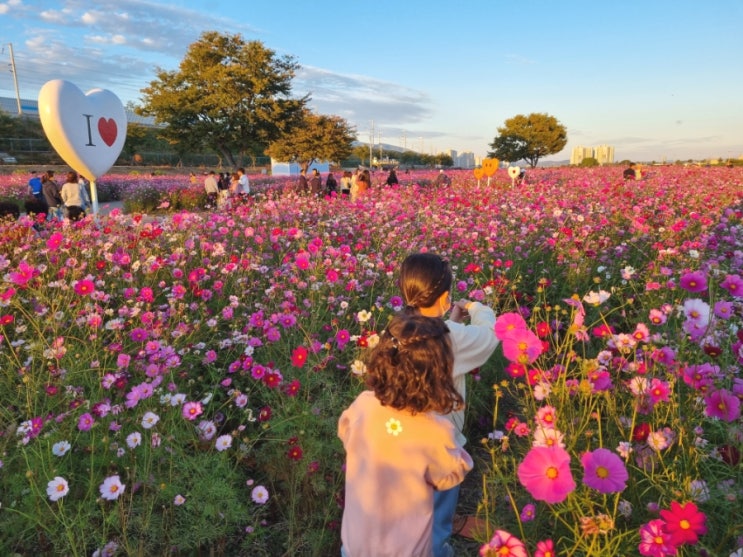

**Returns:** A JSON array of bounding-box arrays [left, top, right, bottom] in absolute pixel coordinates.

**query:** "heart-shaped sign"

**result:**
[[473, 167, 485, 180], [508, 166, 521, 179], [38, 80, 127, 180], [482, 158, 499, 176]]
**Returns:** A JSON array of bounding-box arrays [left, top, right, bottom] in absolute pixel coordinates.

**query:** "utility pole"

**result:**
[[6, 43, 22, 115], [369, 120, 374, 168], [378, 131, 382, 161]]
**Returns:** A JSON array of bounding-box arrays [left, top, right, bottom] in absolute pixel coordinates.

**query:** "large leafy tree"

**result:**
[[487, 134, 529, 164], [138, 32, 307, 168], [265, 109, 356, 171], [488, 113, 567, 168]]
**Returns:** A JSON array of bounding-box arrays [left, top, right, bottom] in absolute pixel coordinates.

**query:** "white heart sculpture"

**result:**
[[508, 166, 521, 179], [38, 80, 127, 180]]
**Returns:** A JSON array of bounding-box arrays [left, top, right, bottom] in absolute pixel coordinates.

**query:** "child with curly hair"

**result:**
[[339, 313, 473, 557]]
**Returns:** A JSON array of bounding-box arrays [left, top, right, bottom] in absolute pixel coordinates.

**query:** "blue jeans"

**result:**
[[433, 485, 459, 557]]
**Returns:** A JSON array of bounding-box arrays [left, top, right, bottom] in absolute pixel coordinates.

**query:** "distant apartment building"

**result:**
[[570, 145, 615, 165], [455, 151, 477, 169], [594, 145, 615, 165]]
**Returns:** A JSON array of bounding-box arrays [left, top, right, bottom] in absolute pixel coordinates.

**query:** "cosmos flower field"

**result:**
[[0, 165, 742, 556]]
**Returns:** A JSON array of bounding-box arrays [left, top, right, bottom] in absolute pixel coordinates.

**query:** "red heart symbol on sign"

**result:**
[[98, 118, 118, 147]]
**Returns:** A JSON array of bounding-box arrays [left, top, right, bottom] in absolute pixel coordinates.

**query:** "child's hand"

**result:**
[[449, 299, 470, 323]]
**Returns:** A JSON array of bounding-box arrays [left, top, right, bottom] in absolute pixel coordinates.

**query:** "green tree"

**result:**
[[138, 31, 307, 168], [487, 134, 529, 164], [579, 156, 599, 167], [352, 145, 371, 167], [265, 109, 356, 171], [489, 112, 567, 168]]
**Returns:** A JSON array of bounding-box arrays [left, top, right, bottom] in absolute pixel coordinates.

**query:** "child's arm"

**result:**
[[447, 301, 500, 376], [425, 420, 474, 491]]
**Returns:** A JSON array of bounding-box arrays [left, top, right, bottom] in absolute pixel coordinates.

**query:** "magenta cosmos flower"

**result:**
[[517, 446, 576, 504], [720, 273, 743, 298], [479, 530, 528, 557], [678, 270, 707, 293], [580, 448, 629, 493], [704, 388, 741, 422], [638, 519, 675, 557]]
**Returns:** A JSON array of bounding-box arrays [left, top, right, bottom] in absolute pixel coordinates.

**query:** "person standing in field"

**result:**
[[398, 252, 500, 557], [237, 167, 250, 196], [41, 171, 63, 221], [203, 171, 219, 209], [28, 170, 43, 201], [60, 171, 87, 221], [339, 171, 353, 197], [339, 313, 473, 557]]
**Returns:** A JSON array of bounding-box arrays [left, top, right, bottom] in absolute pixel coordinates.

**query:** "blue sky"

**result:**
[[1, 0, 741, 162]]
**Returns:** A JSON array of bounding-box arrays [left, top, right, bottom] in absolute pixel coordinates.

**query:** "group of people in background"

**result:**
[[27, 169, 91, 222], [201, 167, 251, 210], [297, 167, 406, 200]]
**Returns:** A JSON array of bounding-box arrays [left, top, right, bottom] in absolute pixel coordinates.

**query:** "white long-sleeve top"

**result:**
[[60, 181, 85, 207], [445, 301, 500, 443]]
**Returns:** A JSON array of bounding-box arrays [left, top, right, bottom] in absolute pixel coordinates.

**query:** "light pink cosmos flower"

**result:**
[[215, 434, 233, 452], [99, 475, 125, 501], [126, 432, 142, 449], [251, 485, 269, 504], [683, 298, 710, 327], [47, 476, 69, 501]]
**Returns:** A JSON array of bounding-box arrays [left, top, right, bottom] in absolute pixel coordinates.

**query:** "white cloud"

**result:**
[[81, 12, 97, 24]]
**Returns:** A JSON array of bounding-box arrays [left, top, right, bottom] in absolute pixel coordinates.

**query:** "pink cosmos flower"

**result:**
[[648, 378, 671, 405], [659, 500, 707, 546], [479, 530, 528, 557], [46, 232, 64, 251], [73, 279, 96, 296], [502, 328, 543, 365], [704, 388, 741, 422], [520, 503, 536, 522], [517, 446, 576, 504], [494, 312, 528, 340], [336, 329, 351, 349], [580, 448, 629, 493], [638, 519, 676, 556], [295, 253, 310, 270], [534, 539, 556, 557], [535, 405, 557, 429], [8, 260, 39, 287], [648, 308, 667, 326], [77, 412, 95, 431], [679, 270, 707, 293], [99, 475, 125, 501], [182, 401, 203, 421]]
